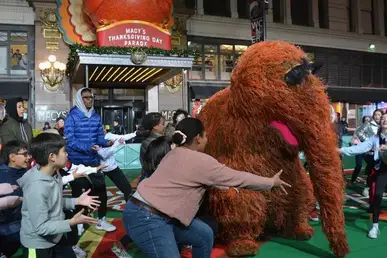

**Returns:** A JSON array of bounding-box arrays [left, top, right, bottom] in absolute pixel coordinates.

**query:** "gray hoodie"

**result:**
[[17, 166, 76, 249]]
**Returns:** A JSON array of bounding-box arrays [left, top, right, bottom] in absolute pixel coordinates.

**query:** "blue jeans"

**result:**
[[123, 200, 214, 258]]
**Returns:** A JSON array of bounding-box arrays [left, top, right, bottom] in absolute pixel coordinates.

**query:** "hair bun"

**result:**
[[172, 132, 184, 145]]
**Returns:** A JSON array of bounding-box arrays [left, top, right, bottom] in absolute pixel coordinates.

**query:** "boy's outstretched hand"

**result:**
[[69, 209, 98, 226], [75, 189, 101, 209]]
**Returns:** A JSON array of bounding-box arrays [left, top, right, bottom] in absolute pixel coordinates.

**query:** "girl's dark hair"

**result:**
[[142, 112, 163, 131], [142, 136, 171, 176], [373, 109, 384, 118], [376, 113, 387, 136], [172, 118, 204, 146], [172, 109, 189, 125]]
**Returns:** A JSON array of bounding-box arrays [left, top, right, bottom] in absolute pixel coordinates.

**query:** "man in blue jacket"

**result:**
[[64, 87, 116, 234]]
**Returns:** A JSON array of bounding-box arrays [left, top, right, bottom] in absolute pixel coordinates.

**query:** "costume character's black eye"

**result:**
[[284, 58, 323, 86]]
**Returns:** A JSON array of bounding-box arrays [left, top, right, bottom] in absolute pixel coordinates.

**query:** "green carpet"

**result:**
[[12, 163, 387, 257]]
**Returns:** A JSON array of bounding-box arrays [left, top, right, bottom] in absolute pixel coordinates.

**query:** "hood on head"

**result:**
[[75, 87, 94, 118], [6, 97, 24, 122]]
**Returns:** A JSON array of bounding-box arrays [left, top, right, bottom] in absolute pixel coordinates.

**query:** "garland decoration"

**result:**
[[66, 44, 198, 75]]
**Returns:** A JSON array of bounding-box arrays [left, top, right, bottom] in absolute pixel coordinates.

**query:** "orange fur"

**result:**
[[199, 41, 349, 257]]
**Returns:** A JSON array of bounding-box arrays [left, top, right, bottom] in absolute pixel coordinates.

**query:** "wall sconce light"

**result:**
[[39, 55, 66, 91], [369, 44, 376, 50]]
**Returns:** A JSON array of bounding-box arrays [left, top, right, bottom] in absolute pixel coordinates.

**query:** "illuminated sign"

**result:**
[[36, 110, 68, 123], [96, 20, 171, 50], [161, 110, 175, 121]]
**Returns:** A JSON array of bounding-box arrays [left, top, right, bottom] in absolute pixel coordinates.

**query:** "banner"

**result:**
[[249, 0, 266, 43], [96, 20, 171, 50]]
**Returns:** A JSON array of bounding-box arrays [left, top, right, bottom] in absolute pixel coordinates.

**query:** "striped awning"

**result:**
[[69, 52, 194, 88]]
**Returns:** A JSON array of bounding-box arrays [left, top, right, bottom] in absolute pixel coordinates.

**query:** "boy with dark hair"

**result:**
[[0, 140, 29, 258], [17, 133, 100, 258]]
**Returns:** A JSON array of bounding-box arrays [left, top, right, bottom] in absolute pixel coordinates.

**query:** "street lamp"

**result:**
[[39, 55, 66, 90]]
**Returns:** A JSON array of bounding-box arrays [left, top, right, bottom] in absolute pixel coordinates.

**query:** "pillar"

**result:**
[[197, 0, 204, 15]]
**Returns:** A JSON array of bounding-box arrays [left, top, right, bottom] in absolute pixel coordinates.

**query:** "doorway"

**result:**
[[96, 105, 145, 133], [96, 107, 130, 133]]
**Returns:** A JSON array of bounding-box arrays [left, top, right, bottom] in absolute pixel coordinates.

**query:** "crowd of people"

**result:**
[[339, 108, 387, 239], [0, 87, 385, 258]]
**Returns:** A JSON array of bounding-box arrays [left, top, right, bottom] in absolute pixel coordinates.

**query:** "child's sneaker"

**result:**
[[112, 242, 132, 258], [309, 209, 319, 222], [363, 187, 370, 198], [96, 217, 116, 232], [72, 245, 86, 258], [368, 226, 380, 239]]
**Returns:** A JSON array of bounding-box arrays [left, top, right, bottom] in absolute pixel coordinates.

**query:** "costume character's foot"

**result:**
[[330, 234, 350, 257], [293, 224, 314, 240], [226, 239, 259, 257], [284, 223, 314, 240]]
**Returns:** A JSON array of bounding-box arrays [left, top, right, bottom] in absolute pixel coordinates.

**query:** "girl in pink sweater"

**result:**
[[122, 118, 290, 258]]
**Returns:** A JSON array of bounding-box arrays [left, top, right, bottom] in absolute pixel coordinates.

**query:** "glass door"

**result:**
[[102, 108, 124, 129]]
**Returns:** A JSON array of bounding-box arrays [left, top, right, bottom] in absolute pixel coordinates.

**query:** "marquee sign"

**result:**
[[96, 20, 172, 50]]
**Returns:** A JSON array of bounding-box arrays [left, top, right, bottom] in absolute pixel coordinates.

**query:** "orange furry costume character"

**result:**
[[199, 41, 349, 257]]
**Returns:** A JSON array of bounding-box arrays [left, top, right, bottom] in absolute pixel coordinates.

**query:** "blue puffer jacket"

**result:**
[[64, 106, 107, 166]]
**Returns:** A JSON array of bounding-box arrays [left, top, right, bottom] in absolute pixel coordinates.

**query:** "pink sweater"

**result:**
[[0, 183, 19, 210], [138, 148, 274, 226]]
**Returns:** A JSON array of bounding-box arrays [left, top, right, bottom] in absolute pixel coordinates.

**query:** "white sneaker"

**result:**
[[111, 242, 132, 258], [363, 187, 370, 198], [72, 245, 86, 258], [96, 217, 116, 232], [368, 227, 380, 239]]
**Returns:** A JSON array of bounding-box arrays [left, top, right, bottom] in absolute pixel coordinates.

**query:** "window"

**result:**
[[10, 32, 28, 75], [188, 42, 203, 80], [187, 41, 249, 81], [0, 47, 7, 74], [0, 32, 7, 42], [361, 0, 374, 34], [291, 0, 312, 26], [318, 0, 329, 29], [272, 0, 284, 23], [235, 45, 248, 64], [237, 0, 249, 19], [204, 44, 218, 80], [384, 0, 387, 36], [220, 45, 234, 80], [348, 0, 356, 32], [10, 32, 27, 42], [204, 0, 231, 17], [0, 29, 30, 76]]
